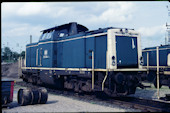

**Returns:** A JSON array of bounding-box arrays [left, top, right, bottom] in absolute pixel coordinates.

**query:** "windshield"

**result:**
[[39, 30, 54, 41]]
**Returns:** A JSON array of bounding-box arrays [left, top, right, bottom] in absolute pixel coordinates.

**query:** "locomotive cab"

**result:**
[[39, 22, 88, 41]]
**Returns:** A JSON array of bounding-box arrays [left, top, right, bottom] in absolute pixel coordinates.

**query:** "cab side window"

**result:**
[[53, 29, 68, 39], [58, 29, 68, 38]]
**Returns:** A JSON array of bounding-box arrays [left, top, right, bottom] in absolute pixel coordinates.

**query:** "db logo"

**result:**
[[43, 50, 49, 58]]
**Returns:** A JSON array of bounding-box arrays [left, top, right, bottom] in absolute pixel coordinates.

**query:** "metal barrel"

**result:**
[[17, 87, 48, 106], [38, 87, 48, 104], [30, 88, 40, 105], [17, 89, 32, 106]]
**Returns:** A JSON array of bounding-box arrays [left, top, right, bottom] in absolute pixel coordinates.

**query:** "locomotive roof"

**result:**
[[85, 27, 134, 34], [41, 22, 89, 33], [143, 44, 170, 50], [41, 22, 134, 34]]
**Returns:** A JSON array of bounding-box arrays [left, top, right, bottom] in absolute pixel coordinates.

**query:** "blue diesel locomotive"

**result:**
[[21, 22, 146, 96], [142, 45, 170, 88]]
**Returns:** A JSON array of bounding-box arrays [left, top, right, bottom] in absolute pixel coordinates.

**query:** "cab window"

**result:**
[[59, 29, 68, 38], [53, 29, 68, 39]]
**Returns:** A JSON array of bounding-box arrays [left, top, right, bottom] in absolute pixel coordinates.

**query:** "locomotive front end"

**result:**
[[104, 28, 146, 96]]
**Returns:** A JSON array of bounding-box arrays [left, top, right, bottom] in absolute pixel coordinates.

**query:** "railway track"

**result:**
[[16, 81, 170, 112], [110, 97, 170, 112]]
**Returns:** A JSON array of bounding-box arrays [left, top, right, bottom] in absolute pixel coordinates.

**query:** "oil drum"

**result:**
[[17, 88, 32, 106], [17, 87, 48, 106], [38, 87, 48, 104], [30, 88, 40, 105]]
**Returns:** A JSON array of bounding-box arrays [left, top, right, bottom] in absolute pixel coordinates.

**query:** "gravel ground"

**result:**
[[129, 82, 170, 103], [2, 83, 140, 112], [1, 62, 19, 78], [1, 62, 169, 112], [2, 79, 169, 112]]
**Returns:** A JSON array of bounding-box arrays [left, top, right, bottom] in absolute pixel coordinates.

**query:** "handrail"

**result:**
[[92, 51, 94, 90], [102, 51, 108, 91]]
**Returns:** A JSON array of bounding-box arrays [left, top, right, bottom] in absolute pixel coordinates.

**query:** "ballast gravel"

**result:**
[[129, 82, 170, 103], [2, 78, 170, 112]]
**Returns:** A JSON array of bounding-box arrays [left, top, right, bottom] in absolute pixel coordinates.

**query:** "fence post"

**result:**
[[18, 57, 20, 78], [147, 52, 149, 74]]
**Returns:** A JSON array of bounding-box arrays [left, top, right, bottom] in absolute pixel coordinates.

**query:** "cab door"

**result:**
[[116, 36, 138, 68], [85, 37, 95, 68], [37, 47, 43, 66]]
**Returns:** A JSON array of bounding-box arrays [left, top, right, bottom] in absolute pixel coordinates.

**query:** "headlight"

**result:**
[[120, 28, 128, 34], [112, 56, 115, 60], [112, 56, 116, 66]]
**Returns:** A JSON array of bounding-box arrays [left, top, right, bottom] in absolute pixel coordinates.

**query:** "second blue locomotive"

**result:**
[[142, 45, 170, 88], [21, 22, 146, 96]]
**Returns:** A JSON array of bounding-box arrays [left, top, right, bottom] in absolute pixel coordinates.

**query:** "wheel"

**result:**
[[147, 71, 156, 82], [153, 78, 162, 88], [114, 73, 125, 85], [3, 96, 8, 105], [37, 77, 43, 86], [28, 76, 33, 83], [32, 77, 37, 85], [74, 82, 79, 92], [23, 78, 28, 82]]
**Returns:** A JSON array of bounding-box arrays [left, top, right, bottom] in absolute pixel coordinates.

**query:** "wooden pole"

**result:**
[[20, 57, 22, 78], [21, 57, 22, 68], [30, 35, 32, 44], [18, 57, 20, 77]]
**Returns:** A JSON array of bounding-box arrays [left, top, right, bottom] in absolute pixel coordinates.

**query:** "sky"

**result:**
[[1, 1, 170, 53]]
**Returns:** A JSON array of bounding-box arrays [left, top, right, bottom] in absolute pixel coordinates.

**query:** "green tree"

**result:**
[[1, 46, 21, 62], [3, 47, 12, 61], [20, 51, 25, 59], [13, 52, 20, 62]]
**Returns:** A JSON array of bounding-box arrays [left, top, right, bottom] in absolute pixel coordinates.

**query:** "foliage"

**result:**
[[1, 46, 25, 62], [20, 51, 25, 59]]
